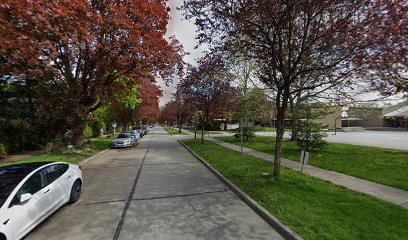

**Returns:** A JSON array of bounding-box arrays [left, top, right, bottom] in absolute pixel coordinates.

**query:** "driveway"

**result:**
[[25, 127, 284, 240]]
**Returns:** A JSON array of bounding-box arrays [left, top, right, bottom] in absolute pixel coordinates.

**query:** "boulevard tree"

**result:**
[[0, 0, 184, 145], [159, 101, 177, 126], [180, 54, 238, 144], [173, 83, 193, 133], [181, 0, 406, 177]]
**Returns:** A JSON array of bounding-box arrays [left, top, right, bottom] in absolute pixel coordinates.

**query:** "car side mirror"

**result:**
[[19, 193, 33, 203]]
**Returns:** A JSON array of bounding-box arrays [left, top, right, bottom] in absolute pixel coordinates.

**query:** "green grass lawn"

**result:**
[[163, 126, 190, 135], [182, 139, 408, 240], [253, 127, 277, 132], [1, 138, 112, 166], [199, 131, 225, 135], [217, 136, 408, 190]]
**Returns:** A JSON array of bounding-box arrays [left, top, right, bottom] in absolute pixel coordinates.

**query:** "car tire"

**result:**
[[68, 180, 82, 204]]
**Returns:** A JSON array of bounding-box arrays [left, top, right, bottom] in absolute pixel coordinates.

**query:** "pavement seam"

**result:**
[[80, 199, 128, 205], [113, 135, 153, 240], [82, 164, 141, 170], [131, 188, 228, 201]]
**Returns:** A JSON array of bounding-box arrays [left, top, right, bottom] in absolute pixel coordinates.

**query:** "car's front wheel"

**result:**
[[68, 180, 82, 204]]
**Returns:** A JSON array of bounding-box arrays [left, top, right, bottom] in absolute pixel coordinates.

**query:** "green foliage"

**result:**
[[88, 117, 105, 137], [192, 110, 205, 125], [0, 143, 7, 158], [115, 76, 143, 110], [83, 125, 93, 139], [234, 126, 255, 142], [295, 121, 327, 151], [94, 104, 114, 131], [43, 142, 54, 153], [235, 87, 270, 121], [0, 118, 36, 152], [183, 139, 408, 240]]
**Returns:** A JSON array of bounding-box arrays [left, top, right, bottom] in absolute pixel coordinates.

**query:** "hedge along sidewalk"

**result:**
[[208, 138, 408, 209], [181, 139, 408, 240]]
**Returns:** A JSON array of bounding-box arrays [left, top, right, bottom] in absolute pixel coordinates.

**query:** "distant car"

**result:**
[[132, 127, 145, 137], [126, 132, 137, 145], [112, 133, 133, 148], [130, 130, 140, 141], [143, 125, 149, 133], [0, 162, 82, 240]]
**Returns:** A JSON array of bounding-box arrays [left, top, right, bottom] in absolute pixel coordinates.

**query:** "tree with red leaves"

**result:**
[[0, 0, 184, 145], [133, 79, 162, 124], [181, 0, 406, 177], [159, 101, 177, 125], [352, 1, 407, 95], [173, 83, 193, 133], [180, 54, 238, 144]]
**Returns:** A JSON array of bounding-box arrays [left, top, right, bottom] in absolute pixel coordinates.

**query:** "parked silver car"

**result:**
[[112, 133, 133, 148]]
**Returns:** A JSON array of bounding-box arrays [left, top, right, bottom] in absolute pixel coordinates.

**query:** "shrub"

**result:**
[[88, 117, 104, 137], [0, 143, 7, 158], [295, 121, 327, 151], [234, 126, 255, 142], [0, 118, 35, 152], [83, 125, 93, 139], [43, 142, 54, 153]]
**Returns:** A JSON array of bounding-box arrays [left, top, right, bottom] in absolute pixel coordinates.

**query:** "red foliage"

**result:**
[[0, 0, 184, 143]]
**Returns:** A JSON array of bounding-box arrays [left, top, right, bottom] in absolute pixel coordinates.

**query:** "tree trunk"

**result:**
[[201, 124, 204, 144], [71, 120, 86, 146], [273, 88, 290, 178], [178, 120, 182, 133]]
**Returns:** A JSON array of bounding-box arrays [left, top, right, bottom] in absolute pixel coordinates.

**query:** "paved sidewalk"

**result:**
[[206, 138, 408, 209]]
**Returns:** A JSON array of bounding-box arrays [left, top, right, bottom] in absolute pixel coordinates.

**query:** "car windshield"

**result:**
[[117, 133, 130, 138]]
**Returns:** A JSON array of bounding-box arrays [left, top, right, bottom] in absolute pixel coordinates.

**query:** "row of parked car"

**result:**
[[111, 125, 152, 148], [0, 125, 155, 240]]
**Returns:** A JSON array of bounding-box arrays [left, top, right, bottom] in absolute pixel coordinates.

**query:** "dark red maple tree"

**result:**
[[133, 78, 163, 124], [181, 0, 406, 177], [0, 0, 184, 144], [180, 54, 238, 143], [159, 101, 177, 125]]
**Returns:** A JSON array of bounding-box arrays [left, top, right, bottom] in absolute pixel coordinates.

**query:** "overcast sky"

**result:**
[[158, 0, 207, 106]]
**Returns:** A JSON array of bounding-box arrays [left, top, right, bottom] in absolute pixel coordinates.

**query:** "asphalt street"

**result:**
[[25, 127, 284, 240]]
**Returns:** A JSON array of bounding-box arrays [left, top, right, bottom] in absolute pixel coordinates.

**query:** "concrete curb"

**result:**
[[79, 147, 110, 166], [178, 140, 303, 240]]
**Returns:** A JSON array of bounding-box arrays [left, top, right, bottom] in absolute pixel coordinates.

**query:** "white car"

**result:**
[[0, 162, 83, 240]]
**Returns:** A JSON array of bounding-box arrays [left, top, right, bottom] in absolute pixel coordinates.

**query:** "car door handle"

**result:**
[[66, 175, 71, 179], [44, 189, 50, 194], [3, 219, 9, 225]]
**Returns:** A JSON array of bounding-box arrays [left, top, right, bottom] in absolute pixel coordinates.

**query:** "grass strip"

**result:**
[[163, 126, 190, 135], [217, 136, 408, 190], [1, 138, 112, 166], [182, 139, 408, 240]]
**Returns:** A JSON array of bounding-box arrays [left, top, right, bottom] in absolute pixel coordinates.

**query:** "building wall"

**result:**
[[313, 106, 342, 130], [348, 107, 383, 128]]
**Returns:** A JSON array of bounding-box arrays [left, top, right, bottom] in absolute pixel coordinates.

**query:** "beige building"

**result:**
[[315, 106, 383, 130]]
